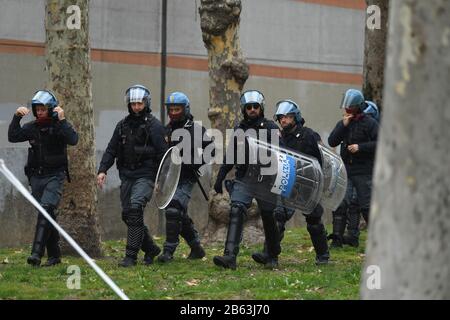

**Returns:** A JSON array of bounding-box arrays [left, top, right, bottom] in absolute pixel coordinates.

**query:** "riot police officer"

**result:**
[[213, 90, 281, 270], [328, 89, 378, 248], [252, 100, 330, 265], [334, 100, 380, 248], [97, 85, 168, 267], [8, 90, 78, 267], [157, 92, 213, 263]]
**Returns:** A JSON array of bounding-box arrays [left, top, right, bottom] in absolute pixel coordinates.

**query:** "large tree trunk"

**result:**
[[45, 0, 102, 256], [199, 0, 263, 244], [362, 0, 389, 111], [361, 0, 450, 299]]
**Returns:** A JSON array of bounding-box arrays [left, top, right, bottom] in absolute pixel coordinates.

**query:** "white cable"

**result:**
[[0, 159, 129, 300]]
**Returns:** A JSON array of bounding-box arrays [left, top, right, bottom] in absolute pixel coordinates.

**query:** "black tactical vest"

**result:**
[[117, 116, 156, 170], [26, 123, 68, 175]]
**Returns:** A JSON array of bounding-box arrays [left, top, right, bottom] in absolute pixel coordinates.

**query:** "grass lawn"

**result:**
[[0, 226, 366, 300]]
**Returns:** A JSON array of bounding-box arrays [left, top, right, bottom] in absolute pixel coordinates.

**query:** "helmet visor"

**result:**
[[31, 91, 55, 106], [276, 101, 297, 116], [240, 91, 264, 106], [127, 87, 148, 104], [340, 90, 363, 109]]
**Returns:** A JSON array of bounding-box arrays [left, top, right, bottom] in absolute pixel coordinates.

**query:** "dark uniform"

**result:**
[[213, 114, 281, 270], [158, 114, 213, 262], [279, 125, 329, 261], [8, 108, 78, 267], [98, 86, 168, 266], [328, 112, 378, 246], [252, 120, 330, 265]]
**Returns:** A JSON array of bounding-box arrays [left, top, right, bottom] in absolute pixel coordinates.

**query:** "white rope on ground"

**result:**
[[0, 159, 130, 300]]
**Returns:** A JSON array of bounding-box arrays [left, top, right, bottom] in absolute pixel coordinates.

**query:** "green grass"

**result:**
[[0, 226, 366, 300]]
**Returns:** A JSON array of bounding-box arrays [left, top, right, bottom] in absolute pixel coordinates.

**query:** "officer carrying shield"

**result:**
[[252, 100, 330, 265], [213, 90, 281, 270], [8, 90, 78, 267], [157, 92, 213, 263], [97, 85, 168, 267]]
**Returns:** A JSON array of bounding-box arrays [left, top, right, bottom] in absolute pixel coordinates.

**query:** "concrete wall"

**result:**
[[0, 0, 365, 247]]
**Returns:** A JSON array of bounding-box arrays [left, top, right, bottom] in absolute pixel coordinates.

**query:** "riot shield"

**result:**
[[234, 137, 324, 215], [318, 144, 348, 210], [154, 146, 182, 209]]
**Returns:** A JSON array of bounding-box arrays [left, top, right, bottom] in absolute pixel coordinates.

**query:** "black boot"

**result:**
[[343, 203, 360, 247], [260, 210, 281, 269], [252, 218, 285, 265], [252, 243, 269, 265], [118, 255, 137, 267], [213, 205, 246, 270], [187, 243, 205, 260], [157, 250, 174, 263], [45, 218, 61, 266], [142, 226, 161, 265], [27, 253, 41, 267], [180, 215, 205, 260], [122, 208, 145, 265], [329, 205, 347, 248], [159, 207, 183, 263], [28, 209, 53, 267], [264, 256, 279, 270], [43, 257, 61, 267], [307, 222, 330, 265]]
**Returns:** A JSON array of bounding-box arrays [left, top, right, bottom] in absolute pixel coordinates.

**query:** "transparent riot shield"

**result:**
[[233, 137, 324, 215], [154, 146, 182, 209], [318, 144, 348, 211]]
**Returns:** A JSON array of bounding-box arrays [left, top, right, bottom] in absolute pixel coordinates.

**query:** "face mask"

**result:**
[[345, 107, 361, 115]]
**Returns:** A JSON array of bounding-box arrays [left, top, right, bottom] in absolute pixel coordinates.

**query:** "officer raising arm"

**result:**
[[8, 90, 78, 267], [327, 89, 378, 248], [97, 85, 168, 267]]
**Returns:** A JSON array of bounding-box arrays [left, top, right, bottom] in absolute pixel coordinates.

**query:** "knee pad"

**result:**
[[41, 204, 56, 218], [312, 204, 324, 217], [165, 207, 183, 221], [348, 201, 360, 215], [122, 208, 144, 227], [307, 221, 325, 235], [274, 208, 287, 223]]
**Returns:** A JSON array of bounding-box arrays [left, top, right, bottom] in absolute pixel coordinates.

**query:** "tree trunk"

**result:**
[[361, 0, 450, 299], [362, 0, 389, 111], [199, 0, 261, 244], [45, 0, 102, 256]]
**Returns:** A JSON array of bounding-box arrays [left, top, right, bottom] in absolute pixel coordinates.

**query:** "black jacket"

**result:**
[[98, 113, 168, 179], [217, 116, 279, 180], [280, 124, 323, 166], [166, 115, 214, 180], [8, 115, 78, 175], [328, 115, 378, 176]]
